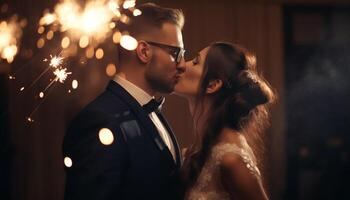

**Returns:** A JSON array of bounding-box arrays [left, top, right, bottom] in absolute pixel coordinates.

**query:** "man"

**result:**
[[63, 3, 186, 200]]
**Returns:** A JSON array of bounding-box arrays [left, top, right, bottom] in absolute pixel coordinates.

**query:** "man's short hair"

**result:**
[[118, 3, 185, 63], [121, 3, 185, 38]]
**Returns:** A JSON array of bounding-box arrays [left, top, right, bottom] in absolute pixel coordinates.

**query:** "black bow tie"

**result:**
[[143, 97, 165, 114]]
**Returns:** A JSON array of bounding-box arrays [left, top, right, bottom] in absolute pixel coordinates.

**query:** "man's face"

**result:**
[[144, 23, 186, 94]]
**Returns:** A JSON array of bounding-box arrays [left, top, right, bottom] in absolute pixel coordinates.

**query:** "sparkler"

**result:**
[[25, 54, 73, 122], [41, 54, 71, 93], [12, 0, 142, 123], [53, 68, 71, 83], [49, 55, 64, 68], [38, 0, 140, 53]]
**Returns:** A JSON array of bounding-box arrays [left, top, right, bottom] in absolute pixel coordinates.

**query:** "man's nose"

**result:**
[[176, 57, 186, 73]]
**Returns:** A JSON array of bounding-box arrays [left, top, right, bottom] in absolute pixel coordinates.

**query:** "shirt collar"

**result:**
[[113, 74, 153, 106]]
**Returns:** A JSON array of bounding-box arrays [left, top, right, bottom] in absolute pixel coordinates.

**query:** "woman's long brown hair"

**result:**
[[181, 42, 276, 195]]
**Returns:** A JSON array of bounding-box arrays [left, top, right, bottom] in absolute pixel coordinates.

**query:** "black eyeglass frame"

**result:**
[[144, 41, 185, 63]]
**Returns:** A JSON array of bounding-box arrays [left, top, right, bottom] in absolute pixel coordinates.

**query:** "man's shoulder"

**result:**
[[68, 91, 130, 130]]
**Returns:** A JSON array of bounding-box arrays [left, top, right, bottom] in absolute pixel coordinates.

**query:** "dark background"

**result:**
[[1, 0, 349, 199]]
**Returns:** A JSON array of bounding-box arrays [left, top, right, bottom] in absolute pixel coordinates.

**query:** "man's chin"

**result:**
[[154, 83, 174, 94]]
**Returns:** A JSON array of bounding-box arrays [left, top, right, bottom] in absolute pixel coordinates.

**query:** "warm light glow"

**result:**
[[133, 9, 142, 16], [39, 92, 44, 98], [26, 117, 34, 123], [98, 128, 114, 145], [61, 36, 70, 48], [119, 14, 130, 24], [0, 17, 25, 63], [120, 34, 138, 50], [0, 22, 11, 48], [95, 48, 104, 59], [37, 26, 45, 34], [106, 63, 117, 76], [37, 38, 45, 48], [123, 0, 136, 9], [109, 22, 115, 29], [80, 4, 111, 35], [79, 35, 89, 48], [85, 46, 94, 58], [112, 9, 121, 17], [64, 156, 73, 167], [46, 30, 54, 40], [72, 79, 78, 89], [37, 0, 141, 59], [108, 0, 119, 11], [112, 31, 121, 43], [40, 0, 122, 42], [39, 13, 57, 26], [1, 45, 17, 63]]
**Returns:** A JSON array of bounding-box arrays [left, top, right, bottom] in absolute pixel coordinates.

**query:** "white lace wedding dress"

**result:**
[[186, 136, 261, 200]]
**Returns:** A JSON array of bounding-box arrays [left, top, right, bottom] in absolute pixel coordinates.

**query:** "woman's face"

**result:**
[[174, 47, 210, 98]]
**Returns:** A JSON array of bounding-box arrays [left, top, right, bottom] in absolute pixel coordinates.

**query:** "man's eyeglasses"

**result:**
[[145, 41, 185, 64]]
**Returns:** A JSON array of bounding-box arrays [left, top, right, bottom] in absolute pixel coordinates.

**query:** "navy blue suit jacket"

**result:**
[[63, 81, 183, 200]]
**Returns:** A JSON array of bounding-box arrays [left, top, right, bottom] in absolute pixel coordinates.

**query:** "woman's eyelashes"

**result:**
[[192, 56, 199, 65]]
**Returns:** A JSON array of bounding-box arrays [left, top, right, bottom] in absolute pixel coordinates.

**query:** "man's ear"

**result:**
[[136, 41, 152, 64], [206, 79, 223, 94]]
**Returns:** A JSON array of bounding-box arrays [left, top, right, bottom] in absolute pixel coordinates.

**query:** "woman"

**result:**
[[175, 42, 275, 200]]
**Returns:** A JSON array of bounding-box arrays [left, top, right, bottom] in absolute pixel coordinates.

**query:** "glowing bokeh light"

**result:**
[[0, 17, 25, 63], [61, 36, 70, 48], [46, 30, 54, 40], [85, 46, 94, 58], [79, 35, 89, 48], [106, 63, 117, 77], [119, 14, 130, 24], [1, 45, 17, 63], [112, 31, 122, 43], [39, 13, 56, 26], [95, 48, 104, 59], [120, 34, 138, 50], [36, 38, 45, 48], [109, 22, 116, 29], [72, 79, 78, 89], [133, 9, 142, 16], [26, 117, 34, 123], [37, 26, 45, 34], [64, 156, 73, 167], [123, 0, 136, 9], [98, 128, 114, 145]]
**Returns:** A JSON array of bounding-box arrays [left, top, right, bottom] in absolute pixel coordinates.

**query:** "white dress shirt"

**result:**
[[113, 75, 176, 161]]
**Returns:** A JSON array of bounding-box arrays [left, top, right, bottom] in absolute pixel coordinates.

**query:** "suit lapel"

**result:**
[[106, 81, 176, 167], [156, 112, 182, 168]]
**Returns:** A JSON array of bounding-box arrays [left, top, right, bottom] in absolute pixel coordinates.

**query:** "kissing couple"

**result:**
[[63, 3, 275, 200]]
